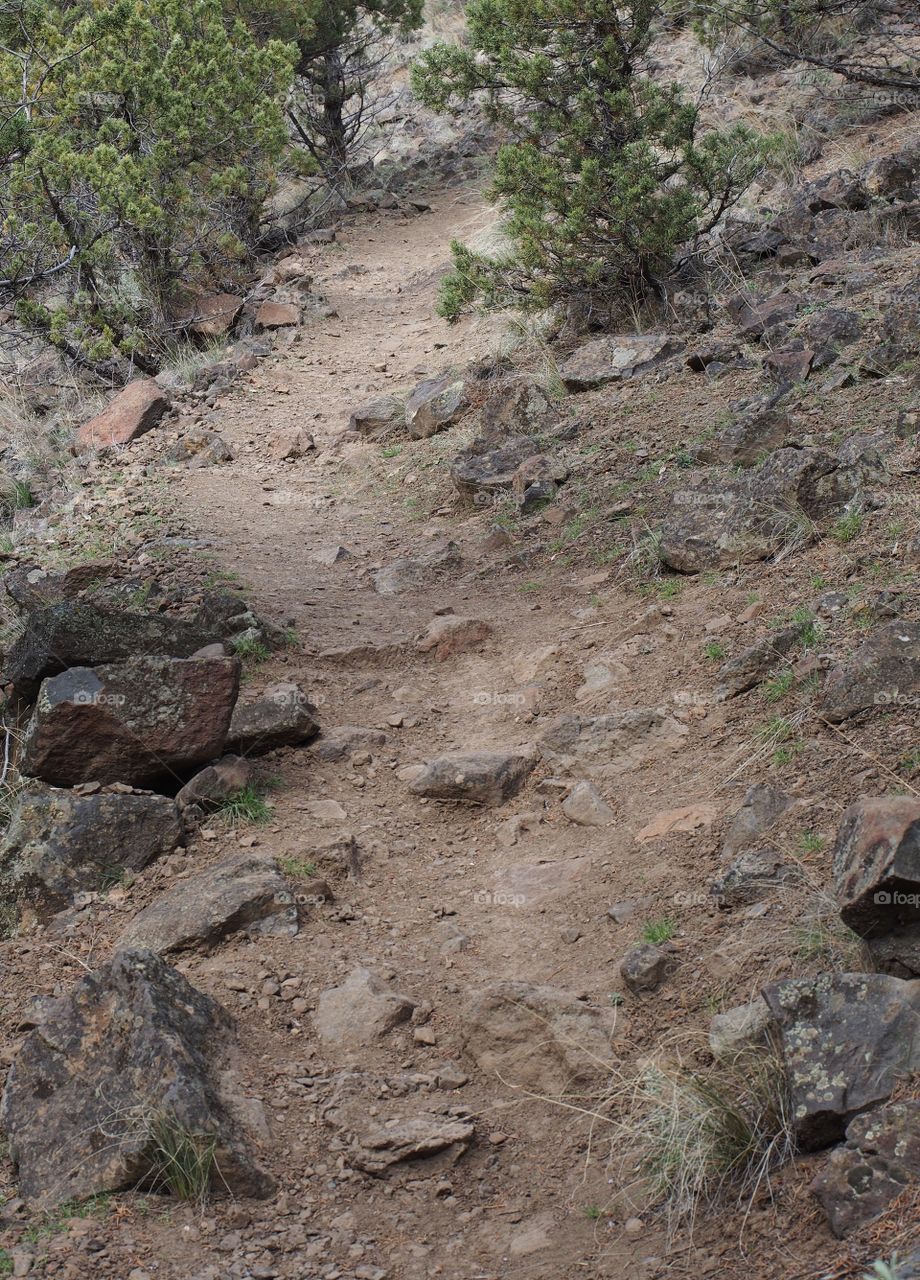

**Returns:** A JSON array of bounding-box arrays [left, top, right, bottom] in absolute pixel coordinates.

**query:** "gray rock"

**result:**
[[450, 435, 541, 502], [810, 1100, 920, 1237], [722, 783, 793, 857], [117, 853, 297, 954], [313, 726, 388, 762], [408, 749, 537, 806], [336, 1108, 474, 1175], [559, 335, 683, 390], [175, 755, 256, 812], [405, 372, 468, 438], [762, 972, 920, 1149], [562, 781, 615, 827], [0, 788, 181, 913], [716, 626, 802, 699], [314, 967, 416, 1049], [819, 621, 920, 722], [709, 997, 774, 1060], [712, 848, 794, 907], [2, 594, 251, 702], [20, 656, 240, 788], [477, 376, 554, 437], [167, 429, 233, 467], [348, 395, 404, 438], [371, 540, 461, 595], [538, 708, 687, 778], [620, 943, 677, 995], [462, 981, 617, 1093], [0, 949, 273, 1207], [227, 682, 319, 755], [832, 796, 920, 935]]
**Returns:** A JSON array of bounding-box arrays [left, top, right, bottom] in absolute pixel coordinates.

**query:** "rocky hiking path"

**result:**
[[155, 183, 772, 1278]]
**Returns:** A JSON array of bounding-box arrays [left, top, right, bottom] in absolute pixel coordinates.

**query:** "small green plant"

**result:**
[[381, 445, 402, 458], [216, 786, 271, 826], [0, 1249, 11, 1276], [831, 509, 864, 543], [762, 669, 794, 703], [582, 1204, 603, 1220], [898, 748, 920, 775], [231, 635, 270, 665], [788, 607, 822, 648], [797, 830, 826, 855], [773, 740, 805, 767], [278, 857, 318, 878], [642, 917, 676, 944], [703, 640, 725, 662], [145, 1114, 217, 1203]]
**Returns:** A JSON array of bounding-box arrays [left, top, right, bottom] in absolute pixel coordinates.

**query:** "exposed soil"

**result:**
[[1, 164, 919, 1280]]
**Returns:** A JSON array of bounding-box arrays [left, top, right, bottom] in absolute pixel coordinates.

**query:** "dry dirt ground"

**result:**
[[2, 176, 918, 1280]]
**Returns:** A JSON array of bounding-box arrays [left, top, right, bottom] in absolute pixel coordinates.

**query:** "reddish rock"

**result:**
[[174, 292, 243, 338], [832, 796, 920, 935], [77, 379, 169, 451], [255, 301, 299, 330], [416, 616, 493, 661]]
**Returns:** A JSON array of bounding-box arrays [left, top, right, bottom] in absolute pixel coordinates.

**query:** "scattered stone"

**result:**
[[462, 981, 617, 1093], [636, 802, 717, 842], [371, 540, 461, 595], [342, 1110, 474, 1175], [762, 973, 920, 1149], [21, 656, 240, 788], [405, 372, 468, 438], [559, 335, 683, 390], [709, 997, 774, 1060], [450, 435, 541, 502], [716, 626, 801, 698], [174, 291, 243, 339], [313, 726, 388, 762], [314, 968, 416, 1049], [408, 750, 537, 806], [0, 948, 273, 1206], [117, 853, 297, 953], [477, 376, 554, 437], [538, 709, 687, 778], [268, 426, 313, 460], [348, 395, 404, 438], [254, 302, 299, 330], [620, 944, 677, 995], [811, 1100, 920, 1237], [722, 783, 793, 857], [0, 788, 181, 913], [312, 544, 350, 566], [227, 682, 319, 755], [167, 428, 233, 467], [562, 781, 615, 827], [416, 616, 492, 660], [176, 755, 255, 812], [76, 379, 169, 452], [712, 848, 793, 907], [819, 621, 920, 721]]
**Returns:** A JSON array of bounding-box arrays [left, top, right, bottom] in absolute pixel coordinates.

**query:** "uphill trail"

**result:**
[[167, 179, 771, 1280]]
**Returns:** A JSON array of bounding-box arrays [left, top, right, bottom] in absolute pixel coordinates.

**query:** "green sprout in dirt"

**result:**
[[762, 669, 794, 703], [831, 509, 864, 543], [231, 634, 270, 665], [797, 831, 826, 855], [642, 918, 676, 944], [278, 857, 318, 878], [703, 640, 725, 662], [216, 786, 271, 826], [582, 1204, 603, 1220], [898, 748, 920, 776]]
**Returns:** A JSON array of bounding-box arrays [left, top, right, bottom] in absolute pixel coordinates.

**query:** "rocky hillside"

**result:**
[[0, 8, 918, 1280]]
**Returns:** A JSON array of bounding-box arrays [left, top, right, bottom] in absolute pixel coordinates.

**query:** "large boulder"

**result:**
[[76, 379, 169, 452], [762, 973, 920, 1150], [227, 682, 319, 755], [117, 853, 297, 954], [0, 788, 181, 913], [0, 949, 273, 1207], [2, 593, 257, 702], [819, 622, 920, 722], [462, 982, 618, 1094], [811, 1101, 920, 1238], [20, 656, 240, 788], [404, 372, 468, 438], [408, 749, 537, 806], [559, 335, 682, 390]]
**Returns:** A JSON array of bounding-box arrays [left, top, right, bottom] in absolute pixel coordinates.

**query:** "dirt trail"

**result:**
[[167, 182, 764, 1279]]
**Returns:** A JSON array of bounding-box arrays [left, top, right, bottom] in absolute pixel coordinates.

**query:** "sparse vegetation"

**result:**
[[278, 856, 318, 878], [703, 640, 726, 662], [642, 917, 676, 944], [144, 1113, 218, 1203], [216, 786, 272, 825]]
